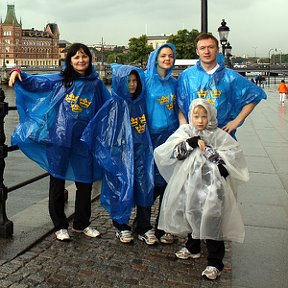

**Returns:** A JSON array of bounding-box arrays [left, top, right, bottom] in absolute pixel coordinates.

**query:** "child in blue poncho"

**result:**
[[81, 64, 154, 244]]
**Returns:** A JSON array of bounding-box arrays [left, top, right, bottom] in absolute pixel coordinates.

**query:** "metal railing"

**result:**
[[0, 88, 49, 238]]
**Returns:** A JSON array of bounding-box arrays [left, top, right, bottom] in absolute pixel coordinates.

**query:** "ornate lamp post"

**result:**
[[225, 42, 232, 68], [217, 19, 230, 55], [217, 19, 233, 67]]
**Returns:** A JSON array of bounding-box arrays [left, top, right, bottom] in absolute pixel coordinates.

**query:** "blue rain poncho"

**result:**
[[177, 59, 267, 132], [81, 64, 154, 224], [155, 99, 249, 242], [145, 43, 179, 186], [145, 42, 179, 137], [11, 68, 111, 183]]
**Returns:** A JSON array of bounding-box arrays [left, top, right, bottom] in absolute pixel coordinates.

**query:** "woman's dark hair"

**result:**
[[61, 43, 93, 88], [130, 70, 142, 100]]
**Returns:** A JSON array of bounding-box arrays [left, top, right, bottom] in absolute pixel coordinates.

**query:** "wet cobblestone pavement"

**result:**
[[0, 198, 232, 288]]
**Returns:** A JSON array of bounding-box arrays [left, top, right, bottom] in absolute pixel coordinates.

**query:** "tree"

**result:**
[[127, 35, 153, 66], [167, 29, 200, 59]]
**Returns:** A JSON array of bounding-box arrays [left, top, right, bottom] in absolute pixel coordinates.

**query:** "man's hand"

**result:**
[[222, 119, 240, 134]]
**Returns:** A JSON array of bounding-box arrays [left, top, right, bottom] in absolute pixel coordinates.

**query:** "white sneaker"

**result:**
[[202, 266, 221, 280], [175, 247, 201, 259], [115, 230, 134, 243], [55, 229, 70, 241], [160, 233, 175, 244], [138, 229, 158, 245], [72, 226, 100, 238]]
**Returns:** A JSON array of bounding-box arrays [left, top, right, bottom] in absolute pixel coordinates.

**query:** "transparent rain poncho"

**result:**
[[154, 99, 249, 242]]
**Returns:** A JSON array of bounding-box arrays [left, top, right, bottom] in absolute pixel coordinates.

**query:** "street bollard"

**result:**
[[0, 87, 13, 237]]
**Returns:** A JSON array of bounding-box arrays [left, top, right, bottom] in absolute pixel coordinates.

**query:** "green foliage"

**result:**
[[127, 35, 153, 66], [167, 29, 200, 59]]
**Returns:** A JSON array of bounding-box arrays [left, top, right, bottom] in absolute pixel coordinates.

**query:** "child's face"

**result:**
[[128, 73, 138, 96], [157, 47, 174, 70], [191, 106, 208, 131]]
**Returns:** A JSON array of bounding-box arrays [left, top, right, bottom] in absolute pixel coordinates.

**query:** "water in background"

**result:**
[[2, 85, 53, 217], [2, 83, 111, 218]]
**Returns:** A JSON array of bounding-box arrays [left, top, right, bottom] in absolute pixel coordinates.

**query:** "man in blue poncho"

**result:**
[[9, 43, 111, 241], [81, 64, 154, 244], [178, 33, 267, 139], [176, 33, 267, 280]]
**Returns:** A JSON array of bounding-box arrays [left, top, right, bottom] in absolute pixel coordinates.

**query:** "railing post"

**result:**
[[0, 87, 13, 237]]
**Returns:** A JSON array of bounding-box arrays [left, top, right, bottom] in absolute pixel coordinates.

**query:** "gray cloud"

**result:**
[[3, 0, 286, 57]]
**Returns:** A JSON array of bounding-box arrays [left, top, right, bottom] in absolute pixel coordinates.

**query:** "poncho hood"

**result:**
[[111, 64, 145, 102], [145, 42, 176, 81], [188, 98, 218, 131]]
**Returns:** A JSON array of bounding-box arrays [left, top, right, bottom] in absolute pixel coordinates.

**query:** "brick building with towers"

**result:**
[[0, 4, 60, 68]]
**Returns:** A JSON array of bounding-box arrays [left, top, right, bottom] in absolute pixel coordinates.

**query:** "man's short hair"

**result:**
[[195, 33, 219, 48]]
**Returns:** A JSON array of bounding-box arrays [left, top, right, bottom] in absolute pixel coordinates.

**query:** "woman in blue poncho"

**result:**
[[81, 64, 154, 244], [142, 43, 179, 245], [9, 43, 111, 241]]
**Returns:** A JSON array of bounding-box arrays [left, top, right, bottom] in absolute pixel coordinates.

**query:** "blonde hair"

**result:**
[[193, 105, 208, 115]]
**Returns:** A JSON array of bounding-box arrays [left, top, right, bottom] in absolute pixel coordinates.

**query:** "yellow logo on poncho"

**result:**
[[65, 93, 92, 112]]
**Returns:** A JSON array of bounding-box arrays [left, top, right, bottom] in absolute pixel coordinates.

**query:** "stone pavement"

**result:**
[[1, 84, 288, 288], [0, 191, 233, 288]]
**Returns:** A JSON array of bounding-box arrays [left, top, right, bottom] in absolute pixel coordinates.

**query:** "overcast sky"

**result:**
[[2, 0, 285, 58]]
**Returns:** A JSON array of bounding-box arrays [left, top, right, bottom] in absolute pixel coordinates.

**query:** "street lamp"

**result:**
[[225, 42, 233, 68], [268, 48, 277, 87], [217, 19, 230, 55], [252, 46, 258, 58], [218, 19, 233, 67]]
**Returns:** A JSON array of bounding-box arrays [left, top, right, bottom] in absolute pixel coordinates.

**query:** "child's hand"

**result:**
[[198, 139, 206, 151], [186, 136, 200, 148], [218, 163, 229, 178]]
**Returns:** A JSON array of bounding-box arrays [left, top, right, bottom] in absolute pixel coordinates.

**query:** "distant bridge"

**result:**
[[172, 65, 288, 79]]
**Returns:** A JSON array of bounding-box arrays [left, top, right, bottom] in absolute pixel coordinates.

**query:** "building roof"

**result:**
[[3, 4, 20, 26], [147, 35, 169, 40]]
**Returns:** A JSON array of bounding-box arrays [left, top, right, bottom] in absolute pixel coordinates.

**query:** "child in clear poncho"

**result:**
[[154, 98, 249, 277]]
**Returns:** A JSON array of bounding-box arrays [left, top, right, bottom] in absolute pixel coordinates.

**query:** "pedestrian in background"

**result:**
[[142, 43, 179, 245], [154, 98, 249, 280], [9, 43, 111, 241], [278, 79, 288, 104], [81, 64, 154, 244], [176, 32, 266, 279]]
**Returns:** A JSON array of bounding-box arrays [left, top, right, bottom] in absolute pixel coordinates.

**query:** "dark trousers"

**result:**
[[114, 205, 152, 235], [153, 185, 166, 239], [132, 185, 167, 237], [49, 175, 92, 231], [186, 233, 225, 271]]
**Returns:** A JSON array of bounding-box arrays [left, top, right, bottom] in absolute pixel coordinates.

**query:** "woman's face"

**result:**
[[70, 49, 90, 75], [157, 47, 174, 70]]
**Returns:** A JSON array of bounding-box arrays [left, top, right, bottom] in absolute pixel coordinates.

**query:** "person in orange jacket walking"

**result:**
[[278, 80, 288, 104]]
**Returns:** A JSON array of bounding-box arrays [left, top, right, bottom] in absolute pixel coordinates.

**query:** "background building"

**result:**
[[0, 4, 60, 68], [147, 35, 169, 49]]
